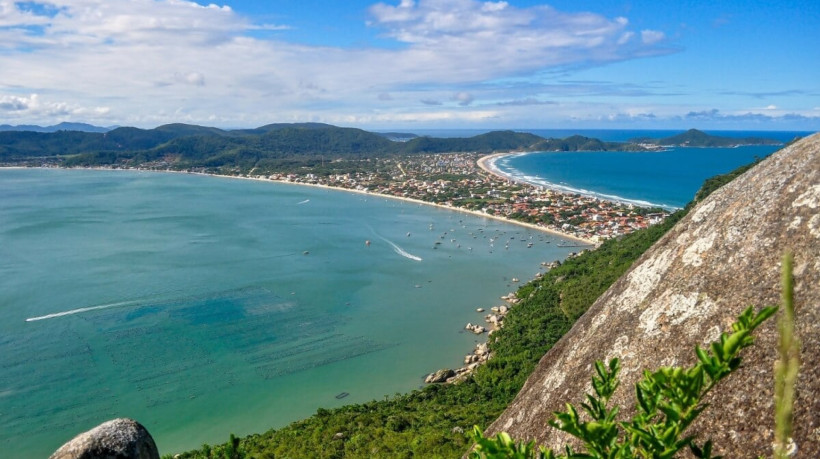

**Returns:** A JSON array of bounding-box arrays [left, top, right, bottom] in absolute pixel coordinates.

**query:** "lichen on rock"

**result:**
[[49, 418, 159, 459], [486, 133, 820, 457]]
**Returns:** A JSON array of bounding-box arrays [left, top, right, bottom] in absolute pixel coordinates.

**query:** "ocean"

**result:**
[[492, 145, 783, 209], [0, 168, 578, 456], [390, 129, 805, 209]]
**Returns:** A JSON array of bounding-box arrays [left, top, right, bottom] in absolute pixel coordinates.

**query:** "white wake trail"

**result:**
[[382, 237, 423, 261], [367, 225, 422, 262], [26, 300, 139, 322]]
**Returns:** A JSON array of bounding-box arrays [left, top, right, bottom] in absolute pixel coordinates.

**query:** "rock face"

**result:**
[[50, 418, 159, 459], [487, 134, 820, 457]]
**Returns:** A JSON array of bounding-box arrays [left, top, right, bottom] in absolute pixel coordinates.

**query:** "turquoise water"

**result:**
[[0, 168, 577, 456], [494, 145, 783, 209]]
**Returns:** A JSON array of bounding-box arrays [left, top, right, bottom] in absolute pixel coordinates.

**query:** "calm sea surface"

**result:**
[[494, 145, 785, 209], [387, 129, 805, 209], [0, 168, 578, 456]]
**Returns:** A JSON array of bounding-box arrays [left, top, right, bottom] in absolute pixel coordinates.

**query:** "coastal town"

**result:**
[[250, 152, 671, 243], [16, 150, 673, 387]]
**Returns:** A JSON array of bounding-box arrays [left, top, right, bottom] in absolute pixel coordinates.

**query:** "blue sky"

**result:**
[[1, 0, 818, 130]]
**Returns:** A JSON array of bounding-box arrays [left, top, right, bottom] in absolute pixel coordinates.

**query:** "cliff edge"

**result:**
[[487, 134, 819, 457]]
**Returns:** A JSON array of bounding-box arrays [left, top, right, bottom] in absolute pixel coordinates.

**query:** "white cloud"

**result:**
[[0, 94, 32, 111], [0, 0, 675, 127], [0, 93, 109, 119], [640, 29, 665, 44], [176, 72, 206, 86], [452, 92, 474, 106]]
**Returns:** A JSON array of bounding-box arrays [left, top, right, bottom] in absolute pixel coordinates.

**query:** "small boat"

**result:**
[[335, 392, 349, 399]]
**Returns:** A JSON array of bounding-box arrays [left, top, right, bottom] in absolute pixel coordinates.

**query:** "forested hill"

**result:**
[[0, 123, 645, 168], [631, 128, 782, 147], [0, 124, 784, 170]]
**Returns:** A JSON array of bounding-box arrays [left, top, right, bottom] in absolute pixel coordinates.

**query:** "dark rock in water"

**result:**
[[50, 418, 159, 459], [487, 134, 820, 457]]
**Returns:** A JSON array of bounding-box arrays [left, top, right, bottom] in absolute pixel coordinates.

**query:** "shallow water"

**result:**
[[0, 169, 577, 456]]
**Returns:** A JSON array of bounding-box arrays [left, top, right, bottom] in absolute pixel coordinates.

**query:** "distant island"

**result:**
[[630, 128, 782, 147]]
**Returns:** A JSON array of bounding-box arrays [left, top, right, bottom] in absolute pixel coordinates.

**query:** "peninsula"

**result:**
[[630, 128, 783, 147]]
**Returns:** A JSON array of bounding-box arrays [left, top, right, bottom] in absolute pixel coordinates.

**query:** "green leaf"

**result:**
[[752, 305, 778, 328]]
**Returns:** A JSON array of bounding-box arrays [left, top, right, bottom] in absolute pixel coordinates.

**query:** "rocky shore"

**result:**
[[424, 259, 564, 385], [424, 272, 549, 384]]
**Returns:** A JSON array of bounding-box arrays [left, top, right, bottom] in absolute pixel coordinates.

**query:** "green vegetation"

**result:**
[[470, 305, 778, 458], [165, 147, 757, 459], [169, 207, 686, 459], [632, 128, 781, 147], [0, 124, 660, 170], [774, 253, 799, 459]]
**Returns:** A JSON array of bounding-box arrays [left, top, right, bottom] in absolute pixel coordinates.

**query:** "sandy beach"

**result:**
[[216, 171, 595, 245], [1, 164, 595, 245], [476, 152, 515, 182]]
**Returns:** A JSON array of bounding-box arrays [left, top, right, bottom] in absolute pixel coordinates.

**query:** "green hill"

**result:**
[[0, 123, 653, 168], [532, 134, 636, 151], [634, 128, 781, 147]]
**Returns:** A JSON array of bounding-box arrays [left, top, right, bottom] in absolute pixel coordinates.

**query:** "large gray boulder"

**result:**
[[50, 418, 159, 459], [487, 134, 820, 456]]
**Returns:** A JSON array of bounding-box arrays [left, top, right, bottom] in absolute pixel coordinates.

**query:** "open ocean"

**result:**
[[0, 168, 579, 457], [491, 145, 783, 209]]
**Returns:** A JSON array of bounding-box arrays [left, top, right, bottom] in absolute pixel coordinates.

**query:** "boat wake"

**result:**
[[26, 300, 140, 322], [368, 226, 422, 262]]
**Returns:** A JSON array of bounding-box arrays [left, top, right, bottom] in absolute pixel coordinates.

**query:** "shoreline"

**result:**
[[477, 151, 681, 211], [1, 165, 595, 245], [2, 164, 586, 389]]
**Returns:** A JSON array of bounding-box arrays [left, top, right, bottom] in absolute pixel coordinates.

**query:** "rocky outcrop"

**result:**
[[50, 418, 159, 459], [425, 368, 456, 384], [487, 134, 820, 457]]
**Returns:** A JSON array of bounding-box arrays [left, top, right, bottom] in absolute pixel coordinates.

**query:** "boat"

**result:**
[[335, 392, 349, 399]]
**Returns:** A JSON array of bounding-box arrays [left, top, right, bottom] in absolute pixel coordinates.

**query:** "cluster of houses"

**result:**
[[266, 152, 669, 242]]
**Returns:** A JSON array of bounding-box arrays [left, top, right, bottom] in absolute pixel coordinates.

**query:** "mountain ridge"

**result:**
[[0, 124, 785, 169]]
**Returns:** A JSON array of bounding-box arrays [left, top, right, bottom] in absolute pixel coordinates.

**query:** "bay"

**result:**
[[0, 168, 577, 456], [493, 145, 785, 209]]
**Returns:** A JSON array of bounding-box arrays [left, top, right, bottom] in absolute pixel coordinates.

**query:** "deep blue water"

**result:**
[[492, 145, 783, 209], [390, 129, 807, 209]]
